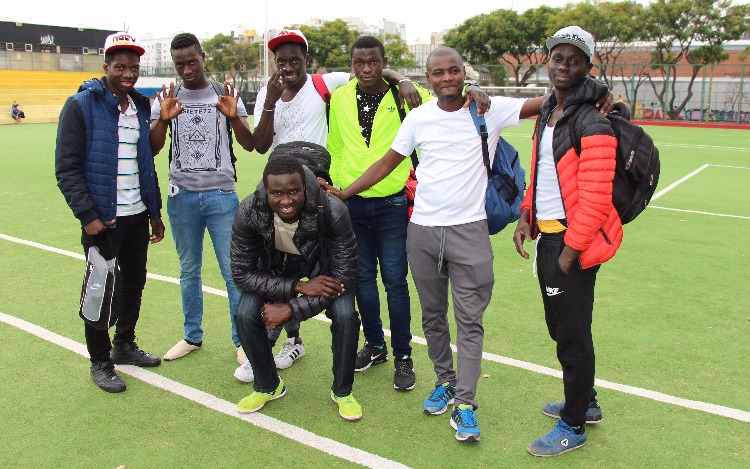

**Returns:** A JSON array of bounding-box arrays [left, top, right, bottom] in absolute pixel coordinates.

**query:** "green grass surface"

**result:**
[[0, 121, 748, 468]]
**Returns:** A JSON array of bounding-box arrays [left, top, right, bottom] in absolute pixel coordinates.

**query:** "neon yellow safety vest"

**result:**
[[327, 79, 433, 198]]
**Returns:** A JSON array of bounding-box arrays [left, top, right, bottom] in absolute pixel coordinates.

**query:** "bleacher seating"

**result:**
[[0, 70, 102, 125]]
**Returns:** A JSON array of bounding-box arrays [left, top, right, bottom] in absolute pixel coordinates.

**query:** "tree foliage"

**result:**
[[202, 34, 261, 91], [380, 33, 418, 68], [299, 20, 359, 69]]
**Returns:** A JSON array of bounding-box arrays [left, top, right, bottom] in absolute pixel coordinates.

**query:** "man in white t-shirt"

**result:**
[[323, 46, 552, 443], [150, 33, 256, 367], [251, 29, 422, 371]]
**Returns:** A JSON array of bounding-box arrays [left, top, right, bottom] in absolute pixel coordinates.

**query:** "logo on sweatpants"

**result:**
[[545, 286, 564, 296]]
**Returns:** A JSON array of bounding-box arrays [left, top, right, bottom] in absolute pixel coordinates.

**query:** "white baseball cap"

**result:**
[[268, 29, 308, 52], [104, 32, 145, 56], [546, 26, 594, 60]]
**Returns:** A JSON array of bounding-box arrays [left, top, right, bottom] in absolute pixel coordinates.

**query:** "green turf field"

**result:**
[[1, 120, 748, 468]]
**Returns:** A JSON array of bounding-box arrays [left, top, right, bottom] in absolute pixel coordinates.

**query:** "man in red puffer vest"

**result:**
[[514, 25, 621, 458]]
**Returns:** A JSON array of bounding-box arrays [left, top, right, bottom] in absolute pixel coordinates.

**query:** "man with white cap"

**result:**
[[249, 29, 421, 374], [55, 32, 165, 393], [513, 25, 620, 456]]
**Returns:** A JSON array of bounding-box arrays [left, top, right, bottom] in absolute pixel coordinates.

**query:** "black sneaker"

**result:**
[[393, 356, 416, 391], [112, 342, 161, 367], [354, 341, 388, 372], [90, 360, 126, 393]]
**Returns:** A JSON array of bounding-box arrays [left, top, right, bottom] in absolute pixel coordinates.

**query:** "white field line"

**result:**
[[650, 164, 709, 202], [503, 133, 750, 153], [0, 311, 407, 469], [649, 206, 750, 220], [709, 164, 750, 170], [3, 232, 750, 424]]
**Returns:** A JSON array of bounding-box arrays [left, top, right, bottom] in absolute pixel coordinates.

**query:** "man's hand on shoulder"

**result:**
[[397, 80, 422, 110], [295, 275, 345, 299], [318, 177, 349, 201], [463, 85, 491, 116]]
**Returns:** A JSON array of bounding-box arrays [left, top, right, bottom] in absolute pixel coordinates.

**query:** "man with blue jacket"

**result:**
[[55, 32, 165, 393]]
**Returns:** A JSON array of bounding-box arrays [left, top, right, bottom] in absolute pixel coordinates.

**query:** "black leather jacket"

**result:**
[[230, 167, 358, 321]]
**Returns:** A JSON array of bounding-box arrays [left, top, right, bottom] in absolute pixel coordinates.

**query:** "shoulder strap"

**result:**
[[469, 101, 491, 178], [567, 104, 597, 157], [311, 74, 331, 127], [389, 84, 420, 169]]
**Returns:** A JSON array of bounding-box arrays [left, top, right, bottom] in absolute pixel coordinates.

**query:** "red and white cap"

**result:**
[[104, 32, 145, 56], [268, 29, 308, 52]]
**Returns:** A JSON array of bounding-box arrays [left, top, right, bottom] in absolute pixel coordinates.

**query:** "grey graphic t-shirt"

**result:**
[[151, 83, 248, 191]]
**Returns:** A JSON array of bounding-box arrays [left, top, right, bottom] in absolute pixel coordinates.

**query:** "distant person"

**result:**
[[150, 32, 256, 366], [617, 94, 624, 103], [11, 101, 24, 123], [513, 26, 621, 457], [251, 29, 421, 372], [231, 154, 361, 421], [55, 32, 164, 393]]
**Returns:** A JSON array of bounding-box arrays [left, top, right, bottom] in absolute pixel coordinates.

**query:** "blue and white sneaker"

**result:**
[[527, 419, 587, 457], [450, 404, 480, 442], [422, 382, 455, 415]]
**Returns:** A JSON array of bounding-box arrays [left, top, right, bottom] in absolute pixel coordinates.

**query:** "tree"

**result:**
[[299, 20, 358, 69], [552, 1, 647, 88], [444, 7, 561, 87], [642, 0, 749, 119], [202, 34, 234, 82], [380, 33, 418, 69]]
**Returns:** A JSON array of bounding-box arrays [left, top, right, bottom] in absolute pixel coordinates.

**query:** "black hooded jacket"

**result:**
[[230, 167, 358, 321]]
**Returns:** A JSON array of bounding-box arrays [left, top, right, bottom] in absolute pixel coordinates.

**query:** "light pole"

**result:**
[[264, 0, 269, 83]]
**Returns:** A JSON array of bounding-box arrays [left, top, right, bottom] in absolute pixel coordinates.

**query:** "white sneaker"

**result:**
[[274, 338, 305, 370], [164, 339, 200, 361], [234, 360, 254, 383]]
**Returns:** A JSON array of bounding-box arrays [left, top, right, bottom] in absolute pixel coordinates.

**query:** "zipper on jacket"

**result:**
[[599, 228, 612, 245]]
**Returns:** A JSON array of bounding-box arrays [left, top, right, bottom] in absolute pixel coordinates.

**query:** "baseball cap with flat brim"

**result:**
[[268, 29, 308, 53], [546, 25, 594, 61], [104, 32, 145, 56]]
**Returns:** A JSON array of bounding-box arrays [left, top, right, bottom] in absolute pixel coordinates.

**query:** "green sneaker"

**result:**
[[237, 379, 286, 414], [330, 391, 362, 421]]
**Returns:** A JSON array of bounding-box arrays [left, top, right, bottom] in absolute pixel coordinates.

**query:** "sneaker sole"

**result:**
[[354, 357, 387, 372], [394, 383, 416, 391], [527, 440, 586, 457], [449, 418, 480, 442], [541, 409, 603, 425], [423, 398, 454, 415], [330, 396, 362, 421], [237, 387, 286, 414], [233, 371, 254, 383]]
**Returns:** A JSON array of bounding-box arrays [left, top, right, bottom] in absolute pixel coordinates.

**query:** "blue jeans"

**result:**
[[236, 291, 359, 396], [346, 193, 412, 357], [167, 188, 240, 346]]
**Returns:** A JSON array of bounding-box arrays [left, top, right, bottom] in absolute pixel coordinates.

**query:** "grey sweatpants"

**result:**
[[406, 220, 494, 409]]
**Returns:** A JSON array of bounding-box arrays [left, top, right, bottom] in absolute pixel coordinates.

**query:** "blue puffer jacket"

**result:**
[[55, 77, 161, 225]]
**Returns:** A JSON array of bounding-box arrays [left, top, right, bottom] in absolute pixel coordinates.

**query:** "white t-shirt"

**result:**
[[151, 83, 248, 191], [254, 72, 350, 150], [535, 125, 566, 220], [391, 97, 525, 227]]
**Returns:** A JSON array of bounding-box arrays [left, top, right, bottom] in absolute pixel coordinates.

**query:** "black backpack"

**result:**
[[569, 104, 660, 224], [270, 141, 333, 186]]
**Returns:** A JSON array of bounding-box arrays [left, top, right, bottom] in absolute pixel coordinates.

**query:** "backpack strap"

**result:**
[[311, 74, 331, 127], [389, 84, 420, 170], [211, 80, 239, 181], [469, 101, 492, 178]]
